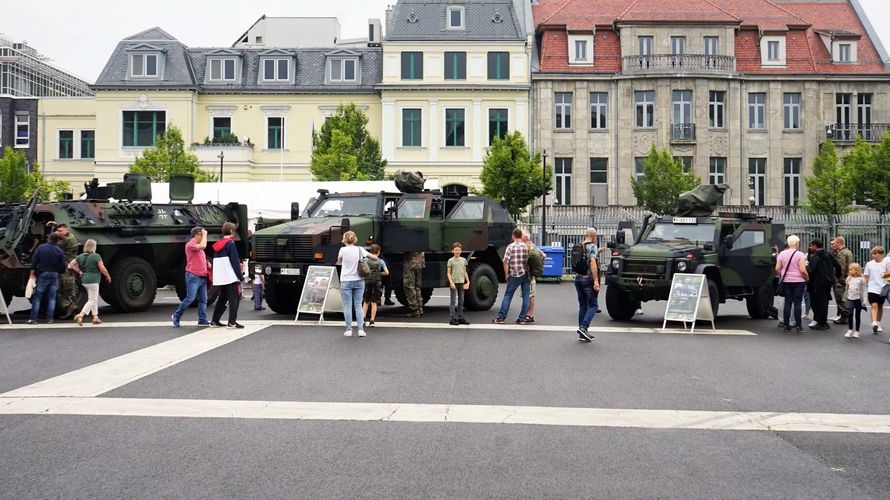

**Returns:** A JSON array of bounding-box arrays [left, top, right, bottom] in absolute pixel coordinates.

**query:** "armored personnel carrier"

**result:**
[[0, 174, 248, 312], [604, 184, 785, 321], [252, 175, 514, 315]]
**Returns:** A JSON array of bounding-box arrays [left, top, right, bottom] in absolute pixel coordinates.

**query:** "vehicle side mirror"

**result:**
[[340, 218, 350, 233], [703, 242, 714, 252], [723, 235, 734, 250], [615, 232, 625, 245], [291, 202, 300, 221]]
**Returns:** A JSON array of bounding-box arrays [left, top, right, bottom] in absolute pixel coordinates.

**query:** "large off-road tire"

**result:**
[[606, 285, 637, 321], [464, 262, 499, 311], [393, 286, 434, 307], [108, 256, 157, 312], [264, 278, 299, 315], [746, 283, 774, 319], [707, 279, 720, 318]]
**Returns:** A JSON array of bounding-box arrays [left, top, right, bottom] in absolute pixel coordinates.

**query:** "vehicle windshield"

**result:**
[[642, 222, 716, 243], [308, 196, 378, 217]]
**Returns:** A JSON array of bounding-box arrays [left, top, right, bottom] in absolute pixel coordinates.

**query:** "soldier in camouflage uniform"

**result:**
[[830, 236, 854, 324], [50, 222, 79, 319], [404, 251, 424, 317]]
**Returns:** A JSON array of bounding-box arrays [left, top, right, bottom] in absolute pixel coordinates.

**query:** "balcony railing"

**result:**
[[671, 123, 696, 142], [623, 54, 735, 74], [825, 123, 890, 143]]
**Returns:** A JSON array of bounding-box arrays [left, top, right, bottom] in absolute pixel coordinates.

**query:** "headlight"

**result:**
[[254, 265, 262, 274], [264, 266, 272, 275], [611, 259, 620, 270], [676, 261, 687, 272]]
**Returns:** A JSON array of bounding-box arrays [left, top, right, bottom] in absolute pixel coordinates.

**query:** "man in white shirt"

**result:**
[[863, 246, 888, 333]]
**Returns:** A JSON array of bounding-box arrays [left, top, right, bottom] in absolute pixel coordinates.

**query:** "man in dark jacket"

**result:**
[[807, 239, 842, 330], [28, 233, 68, 324]]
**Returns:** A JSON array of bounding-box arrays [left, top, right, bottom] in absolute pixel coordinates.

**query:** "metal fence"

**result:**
[[519, 205, 890, 276]]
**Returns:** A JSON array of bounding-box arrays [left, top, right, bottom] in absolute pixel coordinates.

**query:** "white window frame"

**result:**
[[554, 158, 572, 205], [590, 92, 607, 130], [767, 41, 779, 61], [838, 43, 851, 63], [671, 36, 686, 55], [748, 93, 766, 130], [761, 36, 786, 66], [783, 93, 801, 130], [709, 157, 726, 186], [568, 35, 594, 65], [635, 91, 655, 129], [784, 158, 801, 206], [749, 158, 766, 206], [555, 92, 573, 130], [14, 114, 29, 148], [672, 90, 693, 126], [130, 53, 159, 78], [262, 58, 290, 82], [589, 158, 608, 207], [709, 91, 725, 128], [638, 36, 653, 57], [704, 37, 719, 56], [446, 6, 465, 30], [329, 57, 359, 83], [208, 57, 237, 82], [0, 115, 3, 148]]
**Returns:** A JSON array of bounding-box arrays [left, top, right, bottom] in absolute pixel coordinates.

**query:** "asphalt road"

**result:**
[[1, 283, 889, 499]]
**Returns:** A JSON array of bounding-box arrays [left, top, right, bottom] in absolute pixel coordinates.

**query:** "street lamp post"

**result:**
[[217, 150, 225, 183], [541, 149, 548, 247]]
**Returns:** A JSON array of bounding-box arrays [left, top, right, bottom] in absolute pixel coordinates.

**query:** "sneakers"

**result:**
[[358, 330, 367, 337], [844, 330, 854, 338], [384, 299, 395, 306], [830, 315, 841, 322], [853, 331, 860, 338], [253, 306, 266, 311], [227, 322, 245, 329], [344, 330, 353, 337], [449, 319, 460, 325], [26, 319, 37, 325], [458, 318, 470, 325], [577, 327, 593, 342], [47, 320, 54, 324], [875, 323, 884, 334], [516, 319, 528, 325], [491, 317, 505, 324], [367, 320, 375, 327], [210, 321, 224, 328], [811, 323, 831, 331], [171, 314, 180, 328], [808, 320, 818, 328], [197, 321, 211, 326]]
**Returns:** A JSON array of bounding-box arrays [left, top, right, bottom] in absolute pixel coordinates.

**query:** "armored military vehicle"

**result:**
[[252, 178, 514, 315], [604, 184, 784, 321], [0, 174, 248, 312]]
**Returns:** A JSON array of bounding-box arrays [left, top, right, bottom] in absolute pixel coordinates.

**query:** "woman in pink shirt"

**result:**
[[776, 235, 810, 333]]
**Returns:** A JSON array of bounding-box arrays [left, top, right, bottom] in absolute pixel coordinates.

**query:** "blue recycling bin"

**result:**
[[539, 246, 565, 281]]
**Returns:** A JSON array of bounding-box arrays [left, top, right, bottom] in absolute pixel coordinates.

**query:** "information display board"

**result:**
[[0, 288, 10, 325], [662, 273, 715, 333], [295, 266, 342, 323]]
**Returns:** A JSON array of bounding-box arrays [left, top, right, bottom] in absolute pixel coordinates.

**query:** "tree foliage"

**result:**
[[479, 131, 551, 219], [846, 134, 890, 216], [630, 145, 701, 215], [0, 147, 70, 203], [129, 125, 216, 182], [804, 140, 855, 217], [311, 103, 386, 181]]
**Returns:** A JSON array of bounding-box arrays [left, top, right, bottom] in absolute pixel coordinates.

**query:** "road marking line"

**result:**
[[0, 396, 887, 433], [0, 323, 271, 398]]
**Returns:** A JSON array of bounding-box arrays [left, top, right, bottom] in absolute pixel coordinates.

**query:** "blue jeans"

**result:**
[[172, 272, 208, 323], [30, 272, 59, 321], [497, 274, 530, 321], [341, 279, 365, 330], [253, 283, 263, 309], [575, 276, 598, 329], [782, 282, 806, 329]]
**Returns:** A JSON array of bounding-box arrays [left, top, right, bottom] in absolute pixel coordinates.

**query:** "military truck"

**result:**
[[252, 181, 514, 315], [0, 174, 248, 312], [604, 185, 785, 321]]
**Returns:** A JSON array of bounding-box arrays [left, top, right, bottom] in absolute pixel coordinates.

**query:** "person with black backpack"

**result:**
[[572, 227, 600, 342], [362, 244, 389, 327]]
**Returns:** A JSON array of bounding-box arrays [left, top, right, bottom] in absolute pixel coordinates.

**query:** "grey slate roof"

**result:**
[[94, 27, 196, 89], [386, 0, 524, 41]]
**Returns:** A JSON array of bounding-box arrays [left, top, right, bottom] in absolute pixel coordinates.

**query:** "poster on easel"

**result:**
[[295, 266, 342, 324], [662, 273, 715, 333]]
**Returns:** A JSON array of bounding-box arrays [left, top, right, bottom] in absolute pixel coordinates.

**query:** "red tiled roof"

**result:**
[[717, 0, 808, 31], [735, 28, 815, 73], [533, 0, 629, 29], [617, 0, 738, 24], [539, 29, 622, 73]]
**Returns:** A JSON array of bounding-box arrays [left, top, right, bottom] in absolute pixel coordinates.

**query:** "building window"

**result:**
[[209, 58, 237, 82], [748, 93, 765, 129], [575, 40, 588, 62], [555, 92, 572, 130], [836, 93, 851, 128], [444, 52, 466, 80], [672, 90, 693, 125], [638, 36, 653, 56], [131, 53, 158, 77], [488, 108, 508, 145], [402, 108, 422, 147], [838, 43, 851, 63], [447, 6, 465, 29], [767, 41, 779, 61], [590, 92, 607, 129], [783, 93, 800, 129], [858, 93, 873, 138], [674, 156, 693, 172], [487, 52, 509, 80], [709, 157, 726, 186], [635, 91, 655, 128], [330, 58, 357, 82], [262, 59, 289, 81], [784, 158, 801, 206], [634, 157, 647, 205], [80, 130, 95, 159], [401, 52, 423, 80], [14, 114, 29, 148], [749, 158, 766, 206], [267, 117, 283, 149], [589, 158, 608, 206], [704, 37, 718, 56], [554, 158, 572, 205], [122, 111, 165, 147], [671, 36, 686, 55], [213, 117, 232, 140], [709, 91, 725, 128], [58, 130, 74, 159], [445, 108, 465, 147]]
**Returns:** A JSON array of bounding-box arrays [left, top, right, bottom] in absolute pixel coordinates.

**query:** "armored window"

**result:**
[[735, 230, 765, 250], [589, 158, 608, 206], [444, 108, 465, 147], [748, 93, 765, 129], [330, 57, 358, 83], [267, 117, 283, 149], [131, 53, 158, 78], [263, 59, 289, 81], [487, 52, 509, 80], [14, 114, 29, 148], [58, 130, 74, 159], [450, 200, 484, 220], [213, 117, 232, 140], [209, 58, 237, 82], [447, 6, 465, 29], [398, 198, 426, 219], [444, 52, 466, 80], [635, 91, 655, 128], [554, 158, 572, 205], [80, 130, 95, 159], [488, 108, 508, 145], [402, 108, 422, 147], [709, 91, 725, 128], [783, 158, 801, 206], [122, 111, 165, 147], [748, 158, 766, 206], [590, 92, 607, 129], [401, 52, 423, 80], [783, 93, 800, 130], [638, 36, 653, 57], [555, 92, 572, 130]]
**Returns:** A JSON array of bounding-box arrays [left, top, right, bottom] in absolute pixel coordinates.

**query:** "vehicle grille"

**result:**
[[254, 235, 314, 261], [621, 259, 668, 278]]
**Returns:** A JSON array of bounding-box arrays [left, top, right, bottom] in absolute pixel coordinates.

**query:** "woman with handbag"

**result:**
[[337, 231, 369, 338], [776, 235, 809, 334]]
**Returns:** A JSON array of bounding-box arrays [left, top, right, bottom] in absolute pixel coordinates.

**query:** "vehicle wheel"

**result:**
[[606, 285, 637, 321], [707, 279, 720, 318], [421, 287, 434, 305], [264, 278, 298, 315], [746, 283, 773, 319], [393, 286, 408, 307], [108, 256, 157, 312], [464, 262, 498, 311]]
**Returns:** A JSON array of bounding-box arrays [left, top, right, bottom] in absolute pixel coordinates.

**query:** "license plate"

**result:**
[[280, 268, 300, 276]]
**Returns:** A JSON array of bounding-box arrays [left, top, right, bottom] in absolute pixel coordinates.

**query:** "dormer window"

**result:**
[[263, 58, 289, 81], [330, 57, 358, 83], [447, 6, 465, 30], [131, 53, 158, 78], [838, 43, 851, 62], [568, 34, 594, 65], [209, 58, 237, 82], [761, 35, 786, 67], [767, 41, 779, 61]]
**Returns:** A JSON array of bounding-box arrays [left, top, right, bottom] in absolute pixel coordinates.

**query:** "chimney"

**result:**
[[385, 5, 394, 37]]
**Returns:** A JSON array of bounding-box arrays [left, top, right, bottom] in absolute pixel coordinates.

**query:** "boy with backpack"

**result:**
[[362, 244, 389, 327], [522, 229, 544, 323], [447, 242, 471, 325], [572, 227, 600, 342]]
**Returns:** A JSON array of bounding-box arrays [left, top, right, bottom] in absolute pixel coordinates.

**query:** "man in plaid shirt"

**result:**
[[492, 228, 531, 325]]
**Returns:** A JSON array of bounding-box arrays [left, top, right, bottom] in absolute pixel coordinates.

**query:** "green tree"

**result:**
[[311, 103, 386, 181], [804, 140, 855, 218], [631, 145, 701, 215], [0, 147, 70, 202], [479, 131, 551, 219], [129, 125, 216, 182], [846, 134, 890, 216]]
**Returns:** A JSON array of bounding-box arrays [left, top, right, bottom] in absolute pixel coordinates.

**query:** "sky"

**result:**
[[3, 0, 890, 83]]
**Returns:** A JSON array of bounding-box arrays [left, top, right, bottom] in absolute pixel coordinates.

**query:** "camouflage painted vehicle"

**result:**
[[0, 174, 248, 312], [252, 184, 514, 315], [604, 185, 785, 321]]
